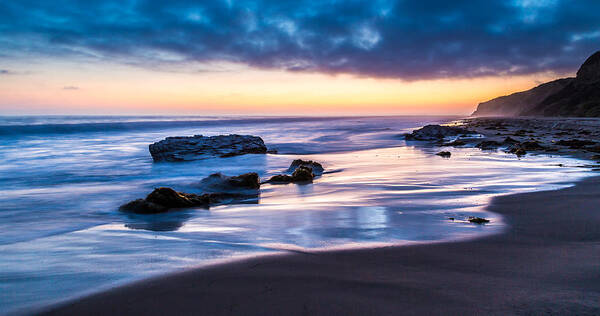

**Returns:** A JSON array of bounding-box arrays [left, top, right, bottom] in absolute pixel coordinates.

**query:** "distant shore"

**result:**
[[41, 117, 600, 315]]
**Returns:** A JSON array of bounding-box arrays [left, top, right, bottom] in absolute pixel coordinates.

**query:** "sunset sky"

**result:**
[[1, 0, 599, 115]]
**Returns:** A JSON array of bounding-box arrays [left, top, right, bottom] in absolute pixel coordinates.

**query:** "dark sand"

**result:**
[[41, 175, 600, 315]]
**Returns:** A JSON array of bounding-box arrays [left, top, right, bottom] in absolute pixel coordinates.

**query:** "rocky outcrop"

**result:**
[[149, 134, 268, 162], [288, 159, 324, 175], [199, 172, 260, 191], [267, 160, 324, 184], [404, 125, 474, 141], [555, 139, 596, 149], [119, 187, 254, 214], [475, 140, 502, 150], [472, 51, 600, 117], [435, 151, 451, 158], [268, 166, 315, 184]]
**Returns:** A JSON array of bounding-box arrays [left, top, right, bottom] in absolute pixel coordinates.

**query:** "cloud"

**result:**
[[0, 69, 14, 75], [0, 0, 599, 80], [62, 86, 79, 90]]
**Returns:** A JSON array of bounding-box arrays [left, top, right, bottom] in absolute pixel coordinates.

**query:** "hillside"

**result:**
[[472, 51, 600, 117]]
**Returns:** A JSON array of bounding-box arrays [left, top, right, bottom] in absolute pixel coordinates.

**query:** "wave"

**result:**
[[0, 116, 351, 136]]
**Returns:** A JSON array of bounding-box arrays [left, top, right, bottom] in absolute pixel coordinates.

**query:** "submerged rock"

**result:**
[[506, 140, 543, 156], [503, 137, 520, 144], [555, 139, 596, 149], [199, 172, 260, 191], [476, 140, 502, 150], [267, 174, 295, 183], [268, 166, 315, 184], [468, 216, 490, 224], [288, 159, 324, 175], [436, 151, 451, 158], [520, 141, 544, 150], [404, 125, 474, 141], [119, 187, 254, 214], [588, 146, 600, 153], [512, 148, 527, 157], [145, 187, 209, 208], [291, 166, 314, 182], [119, 199, 169, 214], [442, 140, 466, 147], [149, 134, 267, 162]]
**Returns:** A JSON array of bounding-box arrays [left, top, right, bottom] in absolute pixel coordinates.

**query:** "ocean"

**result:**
[[0, 115, 592, 314]]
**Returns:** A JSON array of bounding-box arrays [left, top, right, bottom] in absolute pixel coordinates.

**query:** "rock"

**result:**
[[513, 148, 527, 156], [591, 155, 600, 161], [506, 141, 543, 156], [520, 141, 544, 150], [513, 129, 532, 136], [268, 166, 315, 184], [267, 174, 295, 183], [503, 137, 520, 144], [288, 159, 324, 175], [149, 134, 267, 162], [475, 140, 502, 150], [436, 151, 451, 158], [442, 140, 466, 146], [119, 199, 169, 214], [199, 172, 260, 191], [468, 216, 490, 224], [555, 139, 596, 149], [119, 187, 255, 214], [587, 146, 600, 153], [146, 187, 209, 208], [404, 125, 474, 141], [291, 166, 314, 182]]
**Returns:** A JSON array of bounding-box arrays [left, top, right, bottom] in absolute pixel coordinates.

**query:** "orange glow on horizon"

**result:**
[[0, 60, 572, 115]]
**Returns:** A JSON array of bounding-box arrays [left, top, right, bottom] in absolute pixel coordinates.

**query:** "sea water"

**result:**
[[0, 116, 594, 313]]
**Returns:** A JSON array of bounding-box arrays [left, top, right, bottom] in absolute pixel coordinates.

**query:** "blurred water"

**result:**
[[0, 115, 594, 314]]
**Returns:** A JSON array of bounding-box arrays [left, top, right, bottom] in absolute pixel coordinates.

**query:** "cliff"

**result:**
[[472, 51, 600, 117]]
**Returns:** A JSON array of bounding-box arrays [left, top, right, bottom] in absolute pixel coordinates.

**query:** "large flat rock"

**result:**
[[149, 134, 267, 162]]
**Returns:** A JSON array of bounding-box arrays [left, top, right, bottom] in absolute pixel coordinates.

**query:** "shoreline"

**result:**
[[36, 116, 600, 315], [41, 175, 600, 315]]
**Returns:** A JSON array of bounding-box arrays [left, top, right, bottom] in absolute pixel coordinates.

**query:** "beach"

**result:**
[[42, 174, 600, 315], [36, 117, 600, 315], [4, 3, 600, 314]]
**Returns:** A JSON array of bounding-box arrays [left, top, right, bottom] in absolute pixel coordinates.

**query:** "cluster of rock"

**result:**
[[120, 160, 325, 214], [119, 187, 255, 214], [149, 134, 268, 162], [458, 117, 600, 161], [406, 124, 557, 158], [404, 124, 475, 141], [198, 172, 261, 191], [267, 159, 324, 184]]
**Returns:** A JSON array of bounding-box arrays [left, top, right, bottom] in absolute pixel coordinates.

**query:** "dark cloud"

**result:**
[[0, 69, 14, 75], [62, 86, 79, 90], [0, 0, 598, 80]]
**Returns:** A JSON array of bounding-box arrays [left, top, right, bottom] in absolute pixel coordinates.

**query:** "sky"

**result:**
[[0, 0, 599, 115]]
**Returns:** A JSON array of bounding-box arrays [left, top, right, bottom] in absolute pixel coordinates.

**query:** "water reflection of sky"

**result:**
[[0, 116, 596, 314]]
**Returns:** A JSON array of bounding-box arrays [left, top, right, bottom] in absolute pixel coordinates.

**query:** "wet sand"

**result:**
[[42, 174, 600, 315]]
